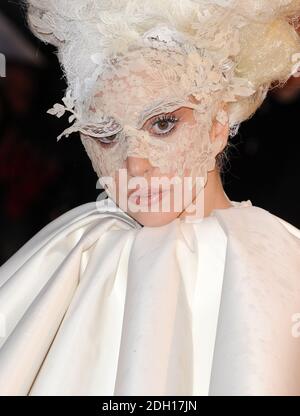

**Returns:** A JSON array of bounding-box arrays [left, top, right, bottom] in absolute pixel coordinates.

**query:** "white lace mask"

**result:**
[[48, 25, 256, 194]]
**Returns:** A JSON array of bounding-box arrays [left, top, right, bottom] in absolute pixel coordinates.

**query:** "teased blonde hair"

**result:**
[[25, 0, 300, 132]]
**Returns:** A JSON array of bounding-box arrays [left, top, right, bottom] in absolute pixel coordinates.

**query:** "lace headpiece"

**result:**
[[26, 0, 300, 188]]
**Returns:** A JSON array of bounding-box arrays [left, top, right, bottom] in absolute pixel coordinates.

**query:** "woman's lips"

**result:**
[[129, 187, 162, 199], [137, 191, 161, 206], [128, 187, 169, 208]]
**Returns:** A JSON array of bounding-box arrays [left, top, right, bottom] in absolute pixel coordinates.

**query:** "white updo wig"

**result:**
[[24, 0, 300, 135]]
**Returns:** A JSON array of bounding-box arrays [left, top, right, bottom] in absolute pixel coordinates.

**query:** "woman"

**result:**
[[0, 0, 300, 395]]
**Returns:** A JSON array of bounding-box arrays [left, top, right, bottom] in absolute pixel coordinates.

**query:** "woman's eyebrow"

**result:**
[[89, 104, 177, 131], [89, 98, 196, 130], [86, 112, 121, 130]]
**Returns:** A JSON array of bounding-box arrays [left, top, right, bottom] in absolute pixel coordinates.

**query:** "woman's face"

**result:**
[[80, 51, 227, 226]]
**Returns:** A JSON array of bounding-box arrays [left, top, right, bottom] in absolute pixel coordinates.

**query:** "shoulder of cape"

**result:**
[[212, 202, 300, 243], [271, 214, 300, 240], [40, 197, 141, 231], [0, 198, 141, 276], [24, 198, 141, 246]]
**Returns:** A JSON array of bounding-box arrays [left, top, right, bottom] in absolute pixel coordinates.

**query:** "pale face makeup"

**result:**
[[80, 49, 227, 226]]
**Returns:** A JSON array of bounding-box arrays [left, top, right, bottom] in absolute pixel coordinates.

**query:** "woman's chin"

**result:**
[[127, 210, 182, 227]]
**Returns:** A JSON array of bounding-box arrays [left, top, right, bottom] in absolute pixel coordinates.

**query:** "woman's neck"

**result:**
[[203, 168, 232, 217], [179, 168, 232, 220]]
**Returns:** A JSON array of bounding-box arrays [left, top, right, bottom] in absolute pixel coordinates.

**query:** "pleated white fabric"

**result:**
[[0, 198, 299, 396]]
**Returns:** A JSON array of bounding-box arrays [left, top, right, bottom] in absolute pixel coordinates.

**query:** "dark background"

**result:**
[[0, 1, 299, 265]]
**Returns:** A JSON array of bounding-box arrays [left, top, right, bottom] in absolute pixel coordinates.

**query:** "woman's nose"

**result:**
[[126, 156, 153, 177]]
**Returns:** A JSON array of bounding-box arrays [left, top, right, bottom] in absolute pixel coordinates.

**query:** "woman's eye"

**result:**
[[149, 114, 179, 137], [98, 133, 118, 145]]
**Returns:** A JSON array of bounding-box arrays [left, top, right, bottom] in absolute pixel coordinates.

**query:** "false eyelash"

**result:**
[[151, 114, 179, 136], [96, 132, 119, 146]]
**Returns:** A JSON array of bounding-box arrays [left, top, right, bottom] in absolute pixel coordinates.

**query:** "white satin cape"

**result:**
[[0, 198, 300, 396]]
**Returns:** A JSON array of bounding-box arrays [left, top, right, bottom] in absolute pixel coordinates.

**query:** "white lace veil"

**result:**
[[25, 0, 300, 188]]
